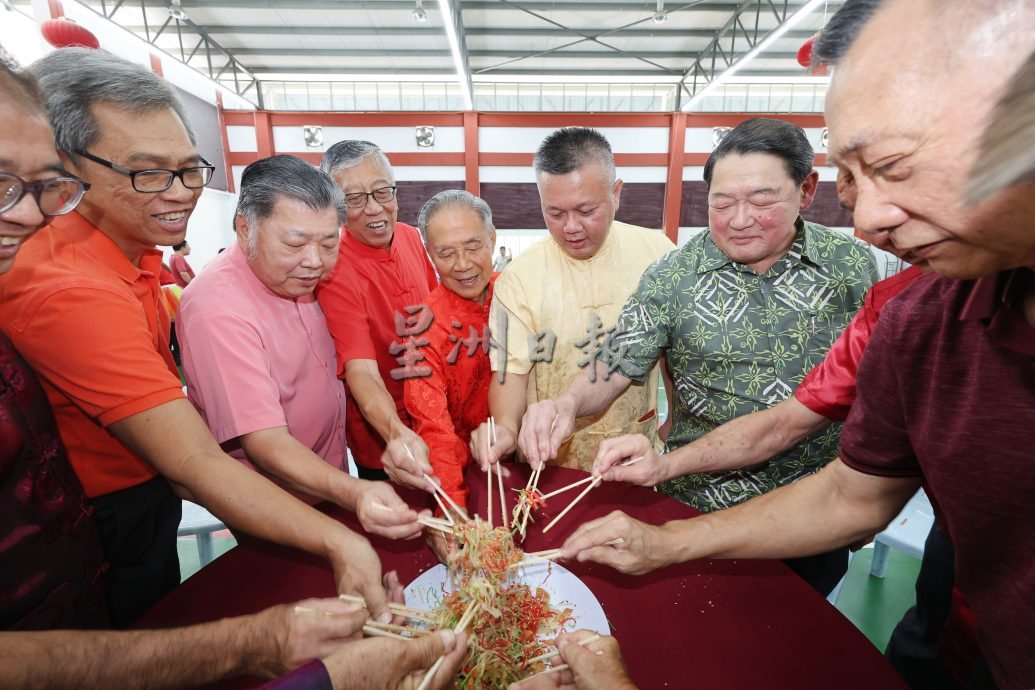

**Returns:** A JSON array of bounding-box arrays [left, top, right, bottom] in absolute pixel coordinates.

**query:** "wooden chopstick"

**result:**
[[492, 418, 508, 529], [486, 420, 493, 529], [538, 475, 595, 501], [542, 475, 602, 534], [337, 594, 436, 621], [525, 634, 602, 666], [416, 601, 479, 690]]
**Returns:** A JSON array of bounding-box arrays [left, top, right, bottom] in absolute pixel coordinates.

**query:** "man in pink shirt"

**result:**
[[178, 155, 422, 540]]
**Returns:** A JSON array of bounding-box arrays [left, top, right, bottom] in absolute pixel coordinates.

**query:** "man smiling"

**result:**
[[404, 190, 498, 522], [178, 156, 422, 541], [524, 118, 877, 594], [0, 49, 392, 626]]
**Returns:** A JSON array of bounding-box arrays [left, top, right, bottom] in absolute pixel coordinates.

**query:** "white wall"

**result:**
[[162, 188, 238, 275]]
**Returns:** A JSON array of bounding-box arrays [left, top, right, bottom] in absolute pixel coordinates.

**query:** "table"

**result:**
[[139, 464, 906, 689]]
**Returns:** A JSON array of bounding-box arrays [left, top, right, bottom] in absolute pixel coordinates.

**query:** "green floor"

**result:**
[[833, 547, 923, 651], [177, 535, 921, 652]]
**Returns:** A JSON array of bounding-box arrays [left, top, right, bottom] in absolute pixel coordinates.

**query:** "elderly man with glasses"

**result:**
[[0, 48, 394, 627], [317, 141, 440, 486]]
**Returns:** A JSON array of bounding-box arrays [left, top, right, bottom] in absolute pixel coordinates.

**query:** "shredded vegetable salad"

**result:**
[[432, 519, 572, 688]]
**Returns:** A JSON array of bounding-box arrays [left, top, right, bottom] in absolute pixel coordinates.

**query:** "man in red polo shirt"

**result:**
[[317, 141, 439, 482], [0, 48, 391, 627], [559, 2, 1035, 688]]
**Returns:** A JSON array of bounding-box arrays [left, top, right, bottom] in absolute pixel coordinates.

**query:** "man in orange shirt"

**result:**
[[317, 141, 439, 482], [0, 48, 391, 627]]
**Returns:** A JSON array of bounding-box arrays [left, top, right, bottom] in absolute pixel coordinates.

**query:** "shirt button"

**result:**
[[791, 344, 799, 351]]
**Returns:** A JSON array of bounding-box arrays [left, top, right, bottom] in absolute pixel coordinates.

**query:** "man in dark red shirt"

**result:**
[[558, 2, 1035, 688]]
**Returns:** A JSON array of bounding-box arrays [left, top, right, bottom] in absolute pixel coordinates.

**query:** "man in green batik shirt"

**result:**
[[519, 118, 877, 596]]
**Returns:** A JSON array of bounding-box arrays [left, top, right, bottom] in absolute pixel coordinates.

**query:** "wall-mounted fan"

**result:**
[[416, 126, 435, 147], [303, 125, 323, 148]]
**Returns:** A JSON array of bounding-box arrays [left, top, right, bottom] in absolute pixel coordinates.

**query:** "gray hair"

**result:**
[[968, 48, 1035, 203], [416, 189, 493, 244], [235, 155, 346, 258], [319, 140, 393, 179], [534, 127, 616, 187], [31, 48, 196, 166]]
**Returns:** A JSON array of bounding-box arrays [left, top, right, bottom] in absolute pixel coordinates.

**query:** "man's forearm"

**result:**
[[488, 371, 529, 434], [241, 428, 361, 510], [662, 397, 830, 481], [345, 364, 408, 444], [658, 459, 919, 564], [0, 615, 270, 690], [564, 361, 631, 418]]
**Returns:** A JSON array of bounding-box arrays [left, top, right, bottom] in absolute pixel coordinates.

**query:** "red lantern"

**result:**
[[41, 18, 100, 50], [797, 33, 818, 68]]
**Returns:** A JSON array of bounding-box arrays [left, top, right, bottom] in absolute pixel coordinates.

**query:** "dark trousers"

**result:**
[[885, 520, 995, 690], [89, 476, 181, 628], [783, 547, 850, 598], [355, 464, 390, 481]]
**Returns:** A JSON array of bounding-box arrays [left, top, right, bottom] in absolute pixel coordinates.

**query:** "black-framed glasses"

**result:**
[[76, 150, 215, 193], [0, 172, 90, 216], [343, 186, 397, 209]]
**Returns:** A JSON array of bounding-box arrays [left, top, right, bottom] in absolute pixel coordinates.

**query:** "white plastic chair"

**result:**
[[869, 489, 934, 578], [177, 500, 226, 567]]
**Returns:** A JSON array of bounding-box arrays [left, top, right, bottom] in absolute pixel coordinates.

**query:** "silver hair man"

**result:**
[[416, 189, 493, 244]]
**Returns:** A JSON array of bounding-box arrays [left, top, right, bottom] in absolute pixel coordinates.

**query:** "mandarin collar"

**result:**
[[343, 224, 397, 262]]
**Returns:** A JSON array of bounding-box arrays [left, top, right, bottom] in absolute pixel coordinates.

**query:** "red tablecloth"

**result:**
[[139, 464, 906, 690]]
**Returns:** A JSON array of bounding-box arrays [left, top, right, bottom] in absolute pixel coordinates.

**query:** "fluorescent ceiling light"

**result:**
[[682, 0, 824, 111], [438, 0, 473, 109]]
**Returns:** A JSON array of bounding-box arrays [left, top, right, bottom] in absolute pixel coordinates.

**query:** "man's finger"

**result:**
[[358, 580, 392, 624]]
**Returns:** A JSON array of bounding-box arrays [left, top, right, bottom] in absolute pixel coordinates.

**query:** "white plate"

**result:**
[[404, 561, 609, 637]]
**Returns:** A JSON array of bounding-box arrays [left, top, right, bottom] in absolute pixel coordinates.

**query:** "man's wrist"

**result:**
[[658, 519, 700, 566]]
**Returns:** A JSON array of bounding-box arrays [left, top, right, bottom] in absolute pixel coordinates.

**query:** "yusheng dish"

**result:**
[[429, 519, 575, 688]]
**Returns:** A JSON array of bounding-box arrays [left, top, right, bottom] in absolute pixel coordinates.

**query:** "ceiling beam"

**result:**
[[120, 24, 818, 39], [215, 47, 801, 60], [82, 0, 770, 9], [248, 66, 809, 78]]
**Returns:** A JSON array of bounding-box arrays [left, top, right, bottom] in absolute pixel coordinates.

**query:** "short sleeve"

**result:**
[[489, 270, 536, 376], [12, 287, 184, 426], [599, 257, 672, 383], [179, 311, 287, 444], [317, 272, 377, 373], [839, 300, 922, 478]]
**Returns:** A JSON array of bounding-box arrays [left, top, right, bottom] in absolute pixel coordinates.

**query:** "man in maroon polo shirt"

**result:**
[[558, 2, 1035, 689]]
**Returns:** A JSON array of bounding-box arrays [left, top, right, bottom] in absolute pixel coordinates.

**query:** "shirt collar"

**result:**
[[698, 216, 815, 275], [50, 211, 163, 284], [960, 269, 1035, 356], [438, 273, 497, 317]]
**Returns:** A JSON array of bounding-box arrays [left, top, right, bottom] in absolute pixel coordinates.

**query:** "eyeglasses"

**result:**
[[343, 186, 397, 209], [0, 172, 90, 216], [76, 150, 215, 193]]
